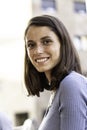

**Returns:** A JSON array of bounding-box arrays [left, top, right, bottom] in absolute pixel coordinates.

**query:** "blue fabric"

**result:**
[[0, 112, 12, 130], [38, 71, 87, 130]]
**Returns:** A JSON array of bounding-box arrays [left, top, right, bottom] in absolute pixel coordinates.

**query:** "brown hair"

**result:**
[[24, 15, 82, 97]]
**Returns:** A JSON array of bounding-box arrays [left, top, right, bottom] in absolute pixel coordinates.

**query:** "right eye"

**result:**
[[26, 42, 35, 49]]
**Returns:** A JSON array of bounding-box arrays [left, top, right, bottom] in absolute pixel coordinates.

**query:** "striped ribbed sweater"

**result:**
[[38, 71, 87, 130]]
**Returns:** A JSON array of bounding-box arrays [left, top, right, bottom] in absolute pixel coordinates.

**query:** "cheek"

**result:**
[[52, 45, 60, 55], [56, 49, 60, 58], [27, 50, 33, 61], [52, 46, 60, 61]]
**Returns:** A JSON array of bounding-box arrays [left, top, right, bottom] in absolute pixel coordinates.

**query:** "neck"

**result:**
[[45, 70, 51, 84]]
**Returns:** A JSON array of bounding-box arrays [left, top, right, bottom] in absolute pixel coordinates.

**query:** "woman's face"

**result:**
[[25, 26, 60, 79]]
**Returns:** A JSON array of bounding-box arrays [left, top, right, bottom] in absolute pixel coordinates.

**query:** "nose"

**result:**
[[34, 45, 44, 54]]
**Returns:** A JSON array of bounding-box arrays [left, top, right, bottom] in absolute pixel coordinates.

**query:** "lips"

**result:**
[[35, 57, 49, 63]]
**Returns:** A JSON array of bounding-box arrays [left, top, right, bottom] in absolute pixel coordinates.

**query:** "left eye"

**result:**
[[43, 39, 51, 45]]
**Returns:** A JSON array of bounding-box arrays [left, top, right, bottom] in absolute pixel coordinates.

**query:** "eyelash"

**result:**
[[26, 42, 35, 49], [26, 39, 52, 49], [42, 39, 52, 45]]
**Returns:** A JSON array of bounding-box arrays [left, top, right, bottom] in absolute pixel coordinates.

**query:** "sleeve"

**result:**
[[59, 78, 87, 130], [0, 112, 13, 130]]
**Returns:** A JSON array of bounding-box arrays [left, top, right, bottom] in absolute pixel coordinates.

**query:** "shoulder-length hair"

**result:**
[[24, 15, 82, 97]]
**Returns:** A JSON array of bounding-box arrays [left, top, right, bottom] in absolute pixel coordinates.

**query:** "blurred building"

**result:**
[[32, 0, 87, 73], [0, 0, 87, 128]]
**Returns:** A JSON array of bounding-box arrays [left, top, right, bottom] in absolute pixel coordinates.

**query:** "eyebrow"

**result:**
[[40, 36, 51, 40], [26, 40, 34, 43], [26, 36, 51, 44], [26, 39, 35, 45]]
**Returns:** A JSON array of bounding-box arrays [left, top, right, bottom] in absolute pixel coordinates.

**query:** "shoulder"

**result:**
[[0, 112, 12, 128], [58, 71, 87, 99], [60, 71, 87, 89], [0, 112, 10, 121]]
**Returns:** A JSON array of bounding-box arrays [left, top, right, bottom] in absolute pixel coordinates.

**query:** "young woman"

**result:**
[[24, 15, 87, 130]]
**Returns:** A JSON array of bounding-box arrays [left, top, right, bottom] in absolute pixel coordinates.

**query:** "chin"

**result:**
[[36, 68, 48, 73], [37, 69, 45, 73]]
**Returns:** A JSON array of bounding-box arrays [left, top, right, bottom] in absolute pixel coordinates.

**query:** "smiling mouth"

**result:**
[[35, 57, 49, 63]]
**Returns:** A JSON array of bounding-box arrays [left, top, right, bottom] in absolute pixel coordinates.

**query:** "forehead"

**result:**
[[26, 26, 55, 39], [26, 26, 57, 40]]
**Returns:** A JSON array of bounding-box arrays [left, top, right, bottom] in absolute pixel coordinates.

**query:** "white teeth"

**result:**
[[36, 58, 48, 63]]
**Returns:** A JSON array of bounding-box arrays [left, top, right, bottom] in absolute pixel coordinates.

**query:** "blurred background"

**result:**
[[0, 0, 87, 129]]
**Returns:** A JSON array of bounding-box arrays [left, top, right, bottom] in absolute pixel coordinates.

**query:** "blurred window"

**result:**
[[73, 35, 87, 51], [41, 0, 57, 12], [15, 112, 29, 126], [83, 71, 87, 77], [74, 1, 86, 13]]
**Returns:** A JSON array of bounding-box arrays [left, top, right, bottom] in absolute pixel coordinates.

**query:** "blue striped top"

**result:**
[[38, 71, 87, 130]]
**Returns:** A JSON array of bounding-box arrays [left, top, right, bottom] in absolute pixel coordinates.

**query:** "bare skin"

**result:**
[[25, 26, 61, 83]]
